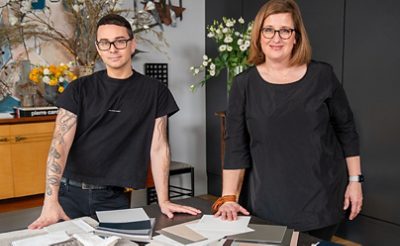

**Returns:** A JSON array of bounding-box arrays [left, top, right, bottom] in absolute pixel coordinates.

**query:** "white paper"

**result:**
[[45, 218, 96, 234], [170, 215, 254, 245], [73, 233, 120, 246], [12, 230, 70, 246], [188, 215, 252, 233], [96, 208, 150, 223], [72, 219, 96, 233]]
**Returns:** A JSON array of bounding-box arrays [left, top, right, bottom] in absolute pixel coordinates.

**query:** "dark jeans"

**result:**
[[59, 181, 130, 220], [303, 223, 340, 241]]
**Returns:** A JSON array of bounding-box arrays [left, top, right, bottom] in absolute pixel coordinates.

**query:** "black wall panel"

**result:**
[[296, 0, 345, 79], [206, 0, 242, 196], [343, 0, 400, 225], [336, 0, 400, 244], [242, 0, 265, 21]]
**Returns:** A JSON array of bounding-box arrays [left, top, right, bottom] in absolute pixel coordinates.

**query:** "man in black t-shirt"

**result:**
[[29, 14, 200, 229]]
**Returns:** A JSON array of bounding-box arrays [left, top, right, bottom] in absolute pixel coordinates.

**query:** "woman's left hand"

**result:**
[[343, 182, 363, 220]]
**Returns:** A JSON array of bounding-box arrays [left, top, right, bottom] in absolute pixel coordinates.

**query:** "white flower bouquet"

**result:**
[[190, 17, 252, 92]]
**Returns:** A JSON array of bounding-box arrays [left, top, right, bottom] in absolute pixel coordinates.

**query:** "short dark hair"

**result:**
[[96, 14, 134, 39]]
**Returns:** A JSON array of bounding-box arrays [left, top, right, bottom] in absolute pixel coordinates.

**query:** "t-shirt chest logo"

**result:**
[[108, 109, 121, 113]]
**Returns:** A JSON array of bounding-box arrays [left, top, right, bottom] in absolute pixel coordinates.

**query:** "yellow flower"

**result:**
[[49, 65, 57, 75], [29, 62, 77, 93], [49, 78, 58, 86], [29, 68, 41, 83]]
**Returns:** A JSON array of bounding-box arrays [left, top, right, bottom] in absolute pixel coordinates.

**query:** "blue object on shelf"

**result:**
[[0, 95, 20, 113]]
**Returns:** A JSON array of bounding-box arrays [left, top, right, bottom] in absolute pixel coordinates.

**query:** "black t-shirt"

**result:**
[[56, 70, 179, 189], [224, 61, 359, 231]]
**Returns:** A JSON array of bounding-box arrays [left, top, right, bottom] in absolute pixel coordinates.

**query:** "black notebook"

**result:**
[[94, 208, 155, 242], [94, 218, 155, 242]]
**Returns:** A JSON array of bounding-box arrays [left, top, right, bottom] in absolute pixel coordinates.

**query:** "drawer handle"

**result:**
[[0, 137, 9, 142], [15, 136, 27, 142]]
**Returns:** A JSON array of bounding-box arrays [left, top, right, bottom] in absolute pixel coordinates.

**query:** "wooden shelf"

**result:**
[[0, 115, 56, 125]]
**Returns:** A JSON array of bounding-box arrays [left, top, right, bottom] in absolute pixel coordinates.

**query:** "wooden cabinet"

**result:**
[[0, 125, 14, 199], [0, 119, 55, 199], [10, 122, 55, 197]]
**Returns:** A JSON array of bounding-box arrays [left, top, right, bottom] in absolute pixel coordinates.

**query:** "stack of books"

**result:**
[[94, 208, 155, 243], [13, 106, 58, 118]]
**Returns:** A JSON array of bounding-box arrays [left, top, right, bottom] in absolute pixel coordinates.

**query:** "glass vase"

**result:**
[[226, 65, 244, 94], [43, 84, 58, 106]]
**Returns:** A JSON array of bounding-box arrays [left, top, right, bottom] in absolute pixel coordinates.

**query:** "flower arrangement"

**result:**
[[29, 62, 77, 93], [190, 17, 253, 92]]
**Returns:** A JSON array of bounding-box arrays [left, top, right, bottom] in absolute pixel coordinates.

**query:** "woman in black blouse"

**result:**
[[213, 0, 363, 240]]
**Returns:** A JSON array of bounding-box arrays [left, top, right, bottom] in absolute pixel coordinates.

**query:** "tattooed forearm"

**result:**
[[45, 108, 77, 198], [48, 175, 60, 186], [49, 146, 61, 159], [46, 144, 62, 195], [54, 109, 77, 145], [49, 162, 62, 174], [46, 175, 61, 196], [46, 186, 52, 196]]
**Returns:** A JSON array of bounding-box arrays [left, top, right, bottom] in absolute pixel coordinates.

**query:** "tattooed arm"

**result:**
[[150, 116, 201, 218], [28, 108, 77, 229]]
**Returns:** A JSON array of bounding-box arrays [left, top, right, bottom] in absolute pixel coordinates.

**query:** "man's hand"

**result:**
[[214, 201, 250, 221], [159, 200, 202, 219], [343, 182, 363, 220], [28, 201, 70, 229]]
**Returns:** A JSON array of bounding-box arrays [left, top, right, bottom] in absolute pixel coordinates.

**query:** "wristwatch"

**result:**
[[349, 174, 365, 182]]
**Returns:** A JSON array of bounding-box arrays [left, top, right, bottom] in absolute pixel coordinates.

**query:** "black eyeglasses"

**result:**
[[96, 38, 132, 51], [261, 27, 295, 40]]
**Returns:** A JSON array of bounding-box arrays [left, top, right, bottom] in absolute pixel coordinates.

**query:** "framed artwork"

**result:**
[[144, 63, 168, 86]]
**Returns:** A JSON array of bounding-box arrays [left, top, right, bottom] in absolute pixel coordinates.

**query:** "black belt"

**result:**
[[61, 177, 111, 190]]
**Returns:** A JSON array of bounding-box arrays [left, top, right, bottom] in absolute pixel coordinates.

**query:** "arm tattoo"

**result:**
[[49, 162, 62, 174], [49, 146, 61, 159], [54, 109, 77, 145], [46, 175, 60, 196], [46, 109, 77, 197]]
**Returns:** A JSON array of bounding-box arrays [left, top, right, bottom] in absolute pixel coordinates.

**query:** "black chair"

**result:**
[[147, 161, 194, 204]]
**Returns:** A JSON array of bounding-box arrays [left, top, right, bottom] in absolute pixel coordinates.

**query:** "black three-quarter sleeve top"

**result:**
[[224, 61, 360, 231]]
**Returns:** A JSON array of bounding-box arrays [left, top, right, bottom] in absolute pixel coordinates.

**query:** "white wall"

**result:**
[[132, 0, 207, 197]]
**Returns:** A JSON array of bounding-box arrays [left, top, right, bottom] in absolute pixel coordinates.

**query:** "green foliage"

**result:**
[[190, 17, 253, 92]]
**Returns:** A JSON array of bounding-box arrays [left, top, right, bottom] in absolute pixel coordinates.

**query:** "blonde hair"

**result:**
[[247, 0, 311, 66]]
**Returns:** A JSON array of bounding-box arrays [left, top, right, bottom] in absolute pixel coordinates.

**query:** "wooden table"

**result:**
[[143, 197, 320, 245], [0, 197, 320, 245]]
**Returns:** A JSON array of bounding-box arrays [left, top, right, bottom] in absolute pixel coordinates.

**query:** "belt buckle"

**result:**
[[81, 182, 93, 189], [81, 182, 107, 189]]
